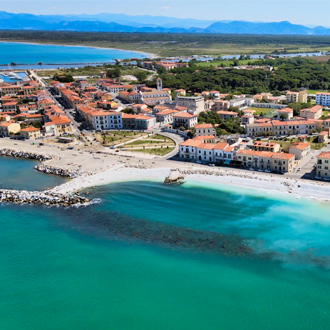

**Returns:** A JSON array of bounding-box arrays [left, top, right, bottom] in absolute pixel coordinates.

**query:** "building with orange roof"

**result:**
[[289, 142, 311, 161], [193, 135, 216, 143], [197, 143, 216, 162], [246, 119, 317, 137], [2, 101, 17, 112], [173, 112, 198, 129], [20, 126, 41, 140], [300, 105, 323, 120], [179, 137, 296, 171], [241, 113, 255, 125], [0, 121, 20, 137], [286, 90, 307, 103], [276, 107, 294, 120], [135, 115, 156, 130], [156, 109, 179, 126], [318, 131, 329, 143], [194, 123, 215, 137], [316, 152, 330, 179], [179, 139, 203, 160], [138, 81, 172, 105], [252, 141, 281, 153], [217, 110, 238, 120], [237, 149, 295, 172], [81, 110, 123, 130]]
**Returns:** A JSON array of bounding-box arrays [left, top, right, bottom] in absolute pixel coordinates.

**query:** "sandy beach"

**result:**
[[1, 138, 330, 202], [50, 164, 330, 203]]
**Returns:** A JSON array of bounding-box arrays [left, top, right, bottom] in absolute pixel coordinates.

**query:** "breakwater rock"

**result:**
[[35, 164, 79, 178], [0, 189, 89, 207], [164, 170, 185, 184], [0, 148, 53, 161]]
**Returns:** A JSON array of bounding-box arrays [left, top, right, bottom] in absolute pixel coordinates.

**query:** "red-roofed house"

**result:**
[[289, 142, 311, 160], [20, 126, 41, 140]]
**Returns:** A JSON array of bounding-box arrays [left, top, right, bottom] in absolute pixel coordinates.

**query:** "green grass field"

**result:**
[[307, 90, 329, 94], [262, 138, 325, 151], [250, 107, 277, 117], [194, 59, 259, 67], [129, 147, 175, 156]]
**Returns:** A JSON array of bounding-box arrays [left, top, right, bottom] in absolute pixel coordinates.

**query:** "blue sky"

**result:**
[[0, 0, 329, 26]]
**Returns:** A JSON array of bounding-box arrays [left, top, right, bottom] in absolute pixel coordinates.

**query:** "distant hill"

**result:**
[[1, 11, 330, 35]]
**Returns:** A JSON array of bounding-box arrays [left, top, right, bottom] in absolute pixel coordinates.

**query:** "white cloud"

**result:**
[[161, 6, 171, 10]]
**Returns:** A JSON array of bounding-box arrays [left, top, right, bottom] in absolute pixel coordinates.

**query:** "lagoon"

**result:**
[[1, 179, 330, 329], [0, 42, 150, 68]]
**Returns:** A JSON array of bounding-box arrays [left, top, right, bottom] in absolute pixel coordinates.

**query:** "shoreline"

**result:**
[[0, 40, 157, 60], [50, 166, 330, 204], [1, 139, 329, 204]]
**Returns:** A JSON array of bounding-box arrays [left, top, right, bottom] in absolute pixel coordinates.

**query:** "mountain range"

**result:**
[[1, 11, 330, 35]]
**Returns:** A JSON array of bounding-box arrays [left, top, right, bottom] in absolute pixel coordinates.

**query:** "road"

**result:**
[[29, 70, 47, 87], [44, 86, 82, 136]]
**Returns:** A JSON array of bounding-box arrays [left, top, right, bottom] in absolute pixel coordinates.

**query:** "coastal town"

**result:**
[[1, 59, 330, 188], [3, 5, 330, 329]]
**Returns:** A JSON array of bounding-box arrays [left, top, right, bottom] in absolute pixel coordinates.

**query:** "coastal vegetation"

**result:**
[[198, 111, 244, 135], [148, 58, 330, 94], [3, 30, 330, 57]]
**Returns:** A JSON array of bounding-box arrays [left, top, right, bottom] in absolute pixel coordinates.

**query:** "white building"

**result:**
[[194, 123, 215, 136], [173, 112, 198, 129], [90, 111, 123, 130], [176, 96, 205, 115]]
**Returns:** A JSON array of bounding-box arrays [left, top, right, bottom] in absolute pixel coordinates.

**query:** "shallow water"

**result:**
[[0, 156, 67, 190], [1, 180, 330, 329]]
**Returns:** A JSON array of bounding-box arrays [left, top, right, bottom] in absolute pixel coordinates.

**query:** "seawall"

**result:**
[[0, 148, 53, 161], [0, 189, 90, 207]]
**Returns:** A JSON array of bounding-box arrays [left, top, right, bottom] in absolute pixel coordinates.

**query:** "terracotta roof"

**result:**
[[217, 111, 238, 116], [180, 139, 202, 147], [193, 135, 215, 140], [213, 142, 228, 150], [194, 123, 213, 129], [21, 127, 39, 132], [173, 113, 197, 118], [289, 142, 311, 151], [198, 143, 215, 150], [317, 152, 330, 160]]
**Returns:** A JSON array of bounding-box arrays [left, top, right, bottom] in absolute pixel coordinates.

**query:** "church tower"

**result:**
[[156, 77, 162, 91]]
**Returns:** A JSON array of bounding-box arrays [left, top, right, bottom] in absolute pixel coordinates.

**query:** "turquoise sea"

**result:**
[[1, 164, 330, 329], [0, 42, 149, 67], [0, 156, 67, 190]]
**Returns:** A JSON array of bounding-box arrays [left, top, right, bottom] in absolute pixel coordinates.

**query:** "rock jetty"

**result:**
[[0, 148, 53, 161], [35, 164, 79, 178], [0, 189, 89, 207]]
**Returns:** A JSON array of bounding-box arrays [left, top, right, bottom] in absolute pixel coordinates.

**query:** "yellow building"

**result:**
[[0, 122, 20, 137], [286, 90, 307, 103], [20, 127, 41, 140], [316, 152, 330, 179]]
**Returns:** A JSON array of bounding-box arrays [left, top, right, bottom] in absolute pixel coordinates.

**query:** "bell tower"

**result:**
[[157, 77, 162, 91]]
